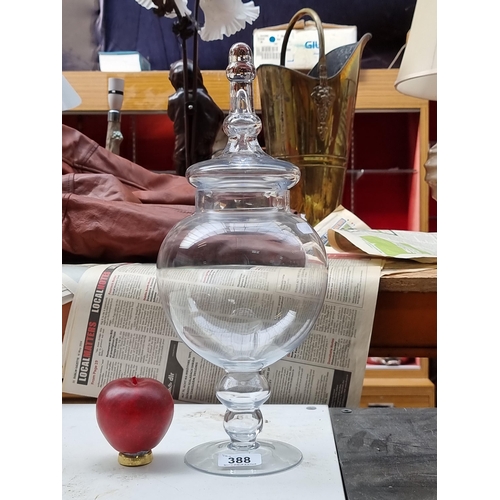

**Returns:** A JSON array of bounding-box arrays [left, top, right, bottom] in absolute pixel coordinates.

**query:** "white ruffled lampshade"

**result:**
[[135, 0, 191, 18], [199, 0, 260, 41], [135, 0, 259, 42]]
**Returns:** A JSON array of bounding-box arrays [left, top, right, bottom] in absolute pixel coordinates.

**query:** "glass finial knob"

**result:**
[[223, 43, 261, 146], [226, 43, 256, 84]]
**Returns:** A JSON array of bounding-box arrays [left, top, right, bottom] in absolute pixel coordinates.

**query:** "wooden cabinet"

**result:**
[[63, 69, 431, 231]]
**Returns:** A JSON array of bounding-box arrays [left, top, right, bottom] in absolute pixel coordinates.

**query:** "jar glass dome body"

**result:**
[[156, 43, 328, 476], [157, 192, 328, 373]]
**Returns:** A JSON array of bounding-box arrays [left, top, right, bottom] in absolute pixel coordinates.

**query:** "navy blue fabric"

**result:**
[[103, 0, 417, 70]]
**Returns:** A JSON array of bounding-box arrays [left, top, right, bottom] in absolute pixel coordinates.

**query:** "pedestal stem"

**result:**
[[224, 409, 263, 450], [216, 371, 270, 450]]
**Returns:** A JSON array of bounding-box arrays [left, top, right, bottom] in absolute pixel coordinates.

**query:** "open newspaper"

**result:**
[[62, 256, 383, 407], [316, 205, 437, 264]]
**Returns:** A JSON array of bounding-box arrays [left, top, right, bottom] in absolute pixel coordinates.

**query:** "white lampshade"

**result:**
[[395, 0, 437, 101], [62, 75, 82, 111]]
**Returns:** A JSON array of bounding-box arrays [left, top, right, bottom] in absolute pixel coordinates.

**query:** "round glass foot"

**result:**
[[184, 439, 303, 476]]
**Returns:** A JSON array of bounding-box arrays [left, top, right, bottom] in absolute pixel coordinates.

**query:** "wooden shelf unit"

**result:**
[[63, 69, 430, 230], [63, 69, 427, 114]]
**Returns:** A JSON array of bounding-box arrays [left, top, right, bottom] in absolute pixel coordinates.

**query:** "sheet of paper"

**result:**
[[62, 264, 99, 303], [314, 205, 437, 264], [329, 228, 437, 263]]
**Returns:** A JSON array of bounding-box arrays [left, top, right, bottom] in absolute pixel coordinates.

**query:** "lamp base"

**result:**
[[117, 450, 153, 466]]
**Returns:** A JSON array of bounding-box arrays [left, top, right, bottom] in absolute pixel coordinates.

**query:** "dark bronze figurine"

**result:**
[[168, 59, 225, 176]]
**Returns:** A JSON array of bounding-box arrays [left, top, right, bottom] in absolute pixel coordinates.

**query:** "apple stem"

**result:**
[[131, 376, 138, 385]]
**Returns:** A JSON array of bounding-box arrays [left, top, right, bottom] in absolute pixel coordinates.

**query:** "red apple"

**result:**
[[96, 377, 174, 465]]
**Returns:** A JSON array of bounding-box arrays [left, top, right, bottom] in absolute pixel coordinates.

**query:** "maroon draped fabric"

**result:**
[[62, 124, 195, 263]]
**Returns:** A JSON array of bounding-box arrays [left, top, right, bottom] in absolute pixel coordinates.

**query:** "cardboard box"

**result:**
[[253, 20, 357, 70], [98, 51, 151, 72]]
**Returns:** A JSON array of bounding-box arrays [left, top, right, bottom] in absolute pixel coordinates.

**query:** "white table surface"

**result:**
[[62, 403, 345, 499]]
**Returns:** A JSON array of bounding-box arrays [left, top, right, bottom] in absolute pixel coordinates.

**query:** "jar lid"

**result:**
[[186, 43, 300, 192]]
